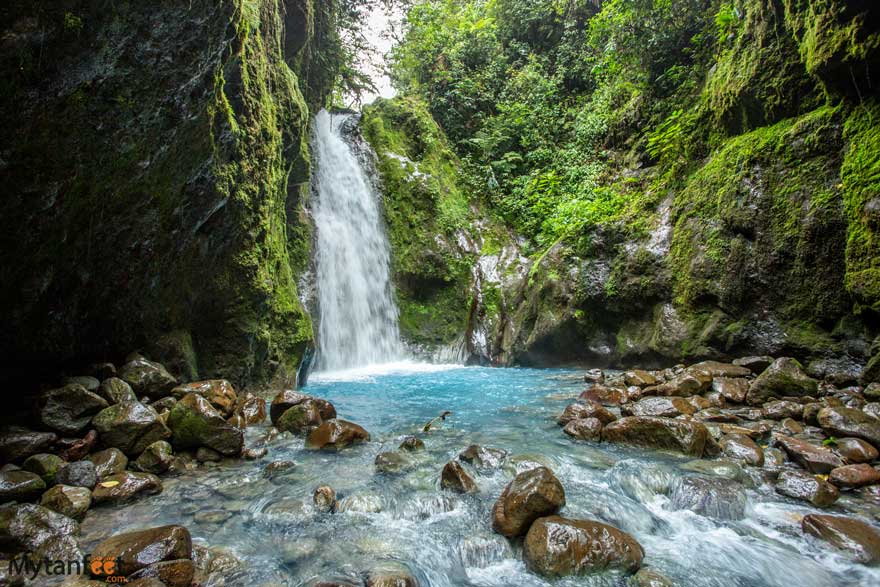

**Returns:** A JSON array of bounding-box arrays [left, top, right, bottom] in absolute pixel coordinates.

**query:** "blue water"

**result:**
[[77, 365, 880, 587]]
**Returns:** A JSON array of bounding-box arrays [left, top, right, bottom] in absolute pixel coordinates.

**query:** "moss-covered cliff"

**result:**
[[0, 0, 333, 388]]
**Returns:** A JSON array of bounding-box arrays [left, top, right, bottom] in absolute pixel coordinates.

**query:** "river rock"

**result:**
[[625, 370, 657, 387], [91, 525, 192, 577], [235, 396, 266, 426], [40, 485, 91, 520], [558, 401, 616, 426], [88, 448, 128, 479], [523, 515, 643, 577], [817, 406, 880, 447], [269, 390, 310, 424], [441, 461, 477, 493], [167, 393, 244, 456], [98, 377, 138, 405], [306, 419, 370, 450], [829, 464, 880, 488], [336, 494, 383, 513], [563, 417, 603, 440], [39, 384, 108, 434], [777, 417, 804, 435], [459, 445, 507, 470], [866, 402, 880, 420], [733, 355, 774, 374], [119, 357, 177, 399], [584, 369, 605, 384], [92, 472, 162, 505], [656, 372, 706, 397], [712, 377, 749, 404], [762, 400, 803, 420], [365, 562, 418, 587], [276, 400, 324, 435], [57, 429, 98, 462], [63, 375, 100, 392], [601, 416, 710, 456], [0, 470, 46, 502], [92, 401, 171, 456], [0, 428, 57, 463], [399, 436, 425, 451], [835, 437, 879, 463], [375, 451, 410, 474], [263, 460, 297, 481], [171, 380, 237, 417], [801, 514, 880, 564], [0, 503, 81, 561], [580, 385, 627, 406], [747, 358, 818, 405], [632, 568, 675, 587], [719, 433, 764, 466], [775, 470, 839, 507], [492, 466, 565, 537], [133, 441, 174, 474], [55, 461, 97, 489], [773, 435, 843, 473], [669, 477, 747, 520], [764, 447, 786, 467], [22, 453, 65, 485], [313, 486, 337, 512], [690, 360, 752, 379], [126, 559, 194, 587], [623, 396, 696, 418]]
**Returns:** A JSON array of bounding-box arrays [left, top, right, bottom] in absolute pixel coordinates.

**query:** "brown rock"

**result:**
[[276, 400, 324, 435], [579, 385, 627, 406], [523, 516, 643, 577], [170, 380, 237, 417], [92, 472, 163, 505], [269, 390, 310, 425], [775, 470, 839, 507], [57, 430, 98, 462], [166, 393, 244, 456], [773, 435, 843, 474], [440, 461, 477, 493], [305, 419, 370, 450], [835, 437, 879, 463], [236, 396, 266, 426], [719, 433, 764, 466], [762, 400, 803, 420], [127, 560, 194, 587], [90, 525, 191, 577], [711, 377, 750, 403], [601, 416, 710, 456], [91, 401, 171, 457], [817, 406, 880, 447], [492, 467, 565, 537], [458, 445, 507, 470], [399, 436, 425, 451], [829, 464, 880, 488], [689, 361, 752, 379], [563, 418, 603, 440], [623, 397, 696, 418], [802, 514, 880, 564], [624, 370, 657, 387], [557, 401, 616, 426], [313, 486, 337, 512], [88, 448, 128, 479]]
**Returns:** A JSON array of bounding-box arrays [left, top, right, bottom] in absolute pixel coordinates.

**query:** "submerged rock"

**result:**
[[166, 393, 243, 456], [601, 416, 710, 457], [313, 486, 337, 512], [39, 384, 108, 434], [441, 461, 477, 494], [669, 477, 747, 520], [746, 358, 818, 405], [459, 445, 507, 470], [306, 419, 370, 450], [375, 451, 411, 474], [523, 515, 643, 577], [365, 562, 418, 587], [492, 466, 565, 537], [92, 401, 171, 457], [399, 436, 425, 451], [775, 470, 839, 507], [801, 514, 880, 565]]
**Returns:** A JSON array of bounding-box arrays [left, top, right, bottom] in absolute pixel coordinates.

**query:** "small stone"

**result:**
[[440, 461, 477, 494], [40, 485, 91, 520], [54, 461, 97, 489], [133, 441, 174, 474], [236, 396, 267, 426], [313, 486, 337, 512]]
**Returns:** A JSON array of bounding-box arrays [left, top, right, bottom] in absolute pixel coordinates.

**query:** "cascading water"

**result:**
[[310, 109, 403, 371]]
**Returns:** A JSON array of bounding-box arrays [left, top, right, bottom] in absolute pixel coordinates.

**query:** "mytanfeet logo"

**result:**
[[6, 555, 127, 582]]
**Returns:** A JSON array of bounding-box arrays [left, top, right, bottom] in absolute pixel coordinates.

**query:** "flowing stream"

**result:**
[[78, 365, 880, 587], [310, 109, 403, 371]]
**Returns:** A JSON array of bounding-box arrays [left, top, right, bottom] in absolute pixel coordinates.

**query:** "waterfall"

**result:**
[[310, 109, 403, 370]]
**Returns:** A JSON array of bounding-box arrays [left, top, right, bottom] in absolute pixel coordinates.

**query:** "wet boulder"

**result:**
[[492, 466, 565, 537], [22, 453, 65, 485], [775, 470, 839, 507], [57, 429, 98, 462], [719, 433, 764, 467], [523, 515, 643, 577], [119, 357, 177, 399], [689, 361, 751, 379], [365, 562, 418, 587], [733, 356, 774, 374], [623, 397, 696, 418], [440, 461, 477, 493], [54, 461, 97, 489], [459, 445, 507, 470], [235, 395, 266, 426], [313, 486, 337, 512], [90, 525, 192, 578], [88, 448, 128, 479], [92, 472, 163, 505], [166, 393, 244, 456], [269, 390, 310, 425], [601, 417, 710, 457], [171, 380, 237, 417], [98, 377, 137, 405], [773, 435, 843, 474], [276, 400, 324, 435], [829, 464, 880, 489], [306, 419, 370, 450], [0, 470, 46, 502], [632, 569, 675, 587], [0, 503, 81, 561], [580, 385, 627, 406], [92, 402, 171, 457], [746, 358, 818, 405], [133, 441, 174, 475], [669, 477, 747, 520], [762, 400, 803, 421], [817, 406, 880, 447], [558, 401, 616, 426], [263, 460, 297, 481], [40, 485, 91, 520], [0, 428, 57, 463], [624, 370, 657, 387], [834, 437, 879, 463], [126, 559, 194, 587], [399, 436, 425, 451], [563, 417, 603, 440], [39, 384, 108, 434], [584, 369, 605, 384], [802, 514, 880, 565]]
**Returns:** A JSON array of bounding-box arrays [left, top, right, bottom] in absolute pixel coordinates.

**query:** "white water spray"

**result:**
[[310, 109, 403, 370]]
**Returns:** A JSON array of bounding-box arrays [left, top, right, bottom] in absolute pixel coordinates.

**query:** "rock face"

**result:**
[[305, 419, 370, 451], [92, 402, 171, 457], [746, 358, 818, 405], [817, 406, 880, 447], [802, 514, 880, 564], [91, 525, 192, 577], [440, 461, 477, 493], [523, 516, 643, 577], [601, 417, 710, 456], [166, 393, 244, 456], [492, 467, 566, 537], [39, 384, 108, 434]]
